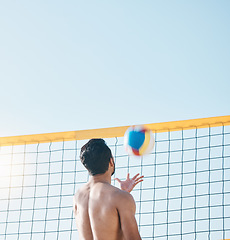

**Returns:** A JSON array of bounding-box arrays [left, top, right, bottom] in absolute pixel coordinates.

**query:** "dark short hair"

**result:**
[[80, 139, 112, 176]]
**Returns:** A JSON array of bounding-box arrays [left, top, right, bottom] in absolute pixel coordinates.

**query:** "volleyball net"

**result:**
[[0, 116, 230, 240]]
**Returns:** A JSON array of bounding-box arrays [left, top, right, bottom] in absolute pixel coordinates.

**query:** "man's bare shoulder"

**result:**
[[74, 183, 90, 201], [102, 183, 129, 196], [108, 184, 135, 208]]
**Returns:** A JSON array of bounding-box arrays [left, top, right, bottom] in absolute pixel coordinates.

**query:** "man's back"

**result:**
[[74, 182, 124, 240], [74, 181, 141, 240]]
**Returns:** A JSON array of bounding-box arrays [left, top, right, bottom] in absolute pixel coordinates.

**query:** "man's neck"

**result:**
[[89, 173, 111, 185]]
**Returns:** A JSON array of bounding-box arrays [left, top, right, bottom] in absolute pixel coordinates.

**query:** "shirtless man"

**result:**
[[73, 138, 143, 240]]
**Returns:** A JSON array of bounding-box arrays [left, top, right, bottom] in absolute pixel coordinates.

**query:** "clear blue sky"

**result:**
[[0, 1, 229, 137]]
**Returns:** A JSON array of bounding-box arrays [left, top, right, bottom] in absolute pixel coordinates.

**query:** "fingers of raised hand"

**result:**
[[134, 178, 143, 186], [115, 178, 121, 183], [132, 173, 140, 180], [135, 175, 144, 183], [132, 174, 144, 182]]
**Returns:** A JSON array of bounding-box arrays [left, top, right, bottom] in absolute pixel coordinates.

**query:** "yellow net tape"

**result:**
[[0, 115, 229, 146]]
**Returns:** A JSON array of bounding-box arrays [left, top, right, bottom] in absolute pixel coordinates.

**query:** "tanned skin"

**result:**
[[73, 158, 143, 240]]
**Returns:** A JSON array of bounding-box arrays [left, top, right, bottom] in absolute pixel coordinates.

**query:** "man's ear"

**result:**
[[109, 157, 114, 167]]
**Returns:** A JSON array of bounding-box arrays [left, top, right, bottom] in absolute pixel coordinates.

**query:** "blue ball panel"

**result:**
[[128, 131, 145, 150]]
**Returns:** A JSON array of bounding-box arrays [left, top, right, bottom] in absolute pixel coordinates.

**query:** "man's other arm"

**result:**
[[73, 195, 78, 229], [117, 191, 142, 240]]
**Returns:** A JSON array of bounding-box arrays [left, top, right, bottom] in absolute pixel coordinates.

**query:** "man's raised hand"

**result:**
[[115, 173, 144, 193]]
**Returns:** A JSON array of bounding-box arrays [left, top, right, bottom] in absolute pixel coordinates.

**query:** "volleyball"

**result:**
[[124, 125, 155, 156]]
